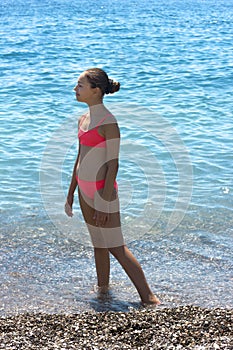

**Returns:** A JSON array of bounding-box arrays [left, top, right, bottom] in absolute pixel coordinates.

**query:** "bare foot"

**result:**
[[141, 294, 161, 307]]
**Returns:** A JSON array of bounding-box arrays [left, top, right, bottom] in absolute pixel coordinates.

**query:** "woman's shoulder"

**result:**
[[101, 113, 120, 138], [104, 112, 118, 126]]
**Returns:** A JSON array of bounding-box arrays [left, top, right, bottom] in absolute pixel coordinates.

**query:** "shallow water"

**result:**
[[0, 0, 232, 314]]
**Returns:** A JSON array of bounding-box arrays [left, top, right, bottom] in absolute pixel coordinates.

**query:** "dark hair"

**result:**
[[85, 68, 120, 95]]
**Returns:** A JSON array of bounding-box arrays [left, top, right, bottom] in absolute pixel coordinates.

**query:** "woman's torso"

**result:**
[[76, 112, 115, 181]]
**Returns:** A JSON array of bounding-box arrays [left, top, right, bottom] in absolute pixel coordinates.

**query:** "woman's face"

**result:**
[[74, 73, 94, 103]]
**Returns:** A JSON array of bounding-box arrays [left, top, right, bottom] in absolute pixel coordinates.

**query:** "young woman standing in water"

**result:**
[[65, 68, 160, 306]]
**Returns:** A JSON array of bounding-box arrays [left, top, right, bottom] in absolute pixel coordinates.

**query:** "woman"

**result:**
[[65, 68, 160, 305]]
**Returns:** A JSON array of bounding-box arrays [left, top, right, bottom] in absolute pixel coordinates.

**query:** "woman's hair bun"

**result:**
[[106, 79, 120, 94], [85, 68, 120, 95]]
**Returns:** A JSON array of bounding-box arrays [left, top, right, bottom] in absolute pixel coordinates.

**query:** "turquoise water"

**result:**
[[0, 0, 232, 314]]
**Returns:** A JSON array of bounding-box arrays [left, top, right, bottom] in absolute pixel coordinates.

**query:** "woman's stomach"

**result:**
[[76, 147, 107, 181]]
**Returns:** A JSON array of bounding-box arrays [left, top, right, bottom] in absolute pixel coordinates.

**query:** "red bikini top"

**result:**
[[78, 114, 110, 148]]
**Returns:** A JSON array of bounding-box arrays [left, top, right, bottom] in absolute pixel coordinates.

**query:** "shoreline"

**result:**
[[0, 305, 232, 349]]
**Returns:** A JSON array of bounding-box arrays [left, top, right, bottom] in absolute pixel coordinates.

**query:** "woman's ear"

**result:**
[[94, 86, 103, 97]]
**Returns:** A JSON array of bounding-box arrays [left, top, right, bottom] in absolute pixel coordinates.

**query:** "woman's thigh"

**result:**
[[78, 189, 124, 248], [78, 189, 121, 228]]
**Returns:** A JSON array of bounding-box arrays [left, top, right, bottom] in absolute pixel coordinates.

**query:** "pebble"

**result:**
[[0, 305, 232, 349]]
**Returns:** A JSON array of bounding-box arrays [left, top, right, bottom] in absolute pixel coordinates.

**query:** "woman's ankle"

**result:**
[[94, 285, 110, 294]]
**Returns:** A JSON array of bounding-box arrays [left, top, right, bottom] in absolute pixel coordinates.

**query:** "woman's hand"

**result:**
[[93, 210, 109, 226], [93, 191, 110, 226], [65, 194, 74, 217]]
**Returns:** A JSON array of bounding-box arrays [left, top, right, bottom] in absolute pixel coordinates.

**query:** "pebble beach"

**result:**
[[0, 306, 232, 349]]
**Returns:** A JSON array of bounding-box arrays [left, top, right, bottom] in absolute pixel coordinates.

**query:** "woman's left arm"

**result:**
[[94, 122, 120, 226], [102, 122, 120, 201]]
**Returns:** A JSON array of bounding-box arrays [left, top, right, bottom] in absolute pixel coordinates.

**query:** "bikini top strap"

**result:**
[[96, 114, 112, 128], [79, 113, 112, 129], [79, 114, 86, 128]]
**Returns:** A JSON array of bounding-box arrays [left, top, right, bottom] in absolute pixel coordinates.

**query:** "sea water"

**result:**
[[0, 0, 232, 314]]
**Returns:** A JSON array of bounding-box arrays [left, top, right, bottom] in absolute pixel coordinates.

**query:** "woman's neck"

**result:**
[[89, 103, 108, 119]]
